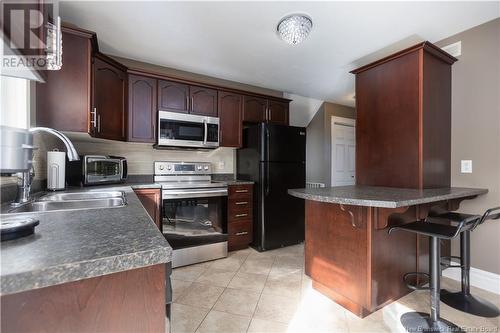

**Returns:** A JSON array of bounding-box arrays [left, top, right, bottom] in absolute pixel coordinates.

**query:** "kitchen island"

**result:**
[[288, 185, 487, 318], [0, 186, 172, 332]]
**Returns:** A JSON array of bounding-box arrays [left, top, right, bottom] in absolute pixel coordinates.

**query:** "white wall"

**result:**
[[284, 93, 323, 127]]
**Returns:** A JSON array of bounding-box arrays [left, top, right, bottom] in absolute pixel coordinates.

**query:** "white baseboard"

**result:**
[[442, 261, 500, 295]]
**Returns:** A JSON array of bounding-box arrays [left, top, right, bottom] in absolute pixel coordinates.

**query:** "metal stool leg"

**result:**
[[441, 231, 500, 317], [401, 236, 463, 332]]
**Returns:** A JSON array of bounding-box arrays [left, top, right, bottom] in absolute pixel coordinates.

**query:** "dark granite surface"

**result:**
[[0, 185, 171, 296], [288, 186, 488, 208]]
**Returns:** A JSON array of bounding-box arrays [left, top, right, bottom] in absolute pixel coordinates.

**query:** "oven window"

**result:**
[[162, 196, 224, 236], [86, 161, 119, 176], [160, 119, 204, 141]]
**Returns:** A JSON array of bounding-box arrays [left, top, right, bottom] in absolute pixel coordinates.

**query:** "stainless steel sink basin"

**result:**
[[38, 191, 125, 201], [4, 191, 127, 214], [8, 197, 126, 214]]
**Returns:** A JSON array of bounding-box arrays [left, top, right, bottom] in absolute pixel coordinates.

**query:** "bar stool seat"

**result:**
[[432, 208, 500, 318], [389, 215, 479, 333]]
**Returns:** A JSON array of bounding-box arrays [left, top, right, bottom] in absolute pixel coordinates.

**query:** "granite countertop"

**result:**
[[288, 186, 488, 208], [0, 185, 171, 296], [128, 180, 254, 189]]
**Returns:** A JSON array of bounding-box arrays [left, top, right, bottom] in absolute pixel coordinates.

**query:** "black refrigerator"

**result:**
[[237, 123, 306, 251]]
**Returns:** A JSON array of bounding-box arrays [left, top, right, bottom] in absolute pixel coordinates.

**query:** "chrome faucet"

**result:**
[[12, 127, 79, 206]]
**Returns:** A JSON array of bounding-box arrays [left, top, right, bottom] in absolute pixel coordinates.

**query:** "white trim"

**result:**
[[442, 261, 500, 295], [330, 116, 356, 187]]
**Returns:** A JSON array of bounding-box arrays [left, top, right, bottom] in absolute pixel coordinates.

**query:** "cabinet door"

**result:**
[[134, 189, 162, 231], [36, 30, 91, 133], [93, 57, 126, 140], [157, 80, 189, 113], [190, 86, 218, 116], [128, 75, 157, 143], [218, 91, 243, 148], [243, 96, 267, 123], [267, 100, 289, 125]]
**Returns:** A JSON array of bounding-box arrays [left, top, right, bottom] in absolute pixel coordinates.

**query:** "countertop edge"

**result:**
[[0, 246, 171, 296], [288, 188, 488, 208]]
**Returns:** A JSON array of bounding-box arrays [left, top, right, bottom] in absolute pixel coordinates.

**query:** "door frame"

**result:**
[[331, 116, 356, 186]]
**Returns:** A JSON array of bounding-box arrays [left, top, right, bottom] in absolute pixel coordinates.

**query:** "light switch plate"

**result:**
[[461, 160, 472, 173]]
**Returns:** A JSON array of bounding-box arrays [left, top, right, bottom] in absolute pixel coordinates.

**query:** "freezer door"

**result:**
[[259, 161, 305, 251], [263, 124, 306, 162]]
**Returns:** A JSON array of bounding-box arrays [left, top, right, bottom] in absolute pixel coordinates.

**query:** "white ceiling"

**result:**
[[60, 1, 499, 107]]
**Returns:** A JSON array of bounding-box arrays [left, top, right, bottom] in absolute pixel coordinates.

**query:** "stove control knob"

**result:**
[[197, 165, 203, 170], [159, 165, 164, 170], [167, 165, 172, 170], [204, 165, 209, 171]]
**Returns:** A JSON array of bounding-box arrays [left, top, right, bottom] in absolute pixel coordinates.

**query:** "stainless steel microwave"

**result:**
[[158, 111, 219, 149]]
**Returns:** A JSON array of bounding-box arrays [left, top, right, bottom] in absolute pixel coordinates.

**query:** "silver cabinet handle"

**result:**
[[235, 201, 248, 205], [191, 97, 194, 111], [235, 231, 248, 236], [97, 113, 101, 133], [235, 213, 248, 218], [235, 189, 248, 193]]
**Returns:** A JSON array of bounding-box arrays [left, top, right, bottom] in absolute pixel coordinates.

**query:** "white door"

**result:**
[[331, 117, 356, 186]]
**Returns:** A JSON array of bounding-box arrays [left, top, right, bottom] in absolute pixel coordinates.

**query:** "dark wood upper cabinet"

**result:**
[[351, 41, 457, 189], [92, 55, 127, 141], [267, 100, 289, 125], [36, 27, 93, 132], [243, 96, 267, 123], [190, 86, 218, 116], [218, 91, 243, 148], [157, 80, 189, 113], [128, 74, 157, 143]]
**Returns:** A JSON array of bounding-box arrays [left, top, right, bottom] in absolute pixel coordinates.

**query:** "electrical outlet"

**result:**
[[461, 160, 472, 173], [217, 161, 225, 170]]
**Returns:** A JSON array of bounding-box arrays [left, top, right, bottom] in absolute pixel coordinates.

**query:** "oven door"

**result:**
[[162, 187, 228, 250], [158, 111, 219, 148]]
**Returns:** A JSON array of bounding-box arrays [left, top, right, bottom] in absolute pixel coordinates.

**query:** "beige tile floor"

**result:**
[[170, 244, 500, 333]]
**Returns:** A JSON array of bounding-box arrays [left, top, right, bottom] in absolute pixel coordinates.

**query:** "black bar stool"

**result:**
[[388, 215, 479, 332], [432, 207, 500, 318]]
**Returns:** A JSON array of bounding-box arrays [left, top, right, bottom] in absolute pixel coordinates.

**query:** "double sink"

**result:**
[[4, 190, 127, 214]]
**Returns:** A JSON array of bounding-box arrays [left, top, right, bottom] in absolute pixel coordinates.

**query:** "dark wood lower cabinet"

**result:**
[[227, 184, 253, 251], [304, 199, 456, 318], [0, 265, 165, 333], [134, 188, 162, 231]]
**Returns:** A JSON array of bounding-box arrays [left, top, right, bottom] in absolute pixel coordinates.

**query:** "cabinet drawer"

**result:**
[[228, 198, 252, 215], [228, 211, 253, 223], [228, 184, 253, 199], [228, 220, 252, 251]]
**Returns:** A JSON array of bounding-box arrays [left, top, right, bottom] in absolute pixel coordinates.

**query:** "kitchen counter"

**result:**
[[291, 185, 487, 318], [127, 179, 254, 189], [288, 186, 488, 208], [0, 185, 171, 296]]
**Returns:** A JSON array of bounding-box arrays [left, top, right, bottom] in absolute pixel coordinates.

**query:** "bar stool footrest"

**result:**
[[440, 256, 463, 269], [403, 272, 430, 291]]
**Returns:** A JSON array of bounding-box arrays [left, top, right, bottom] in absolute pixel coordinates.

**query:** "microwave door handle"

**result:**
[[203, 120, 208, 145]]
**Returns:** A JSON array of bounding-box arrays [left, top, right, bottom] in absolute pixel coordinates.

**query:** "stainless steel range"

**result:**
[[154, 161, 228, 268]]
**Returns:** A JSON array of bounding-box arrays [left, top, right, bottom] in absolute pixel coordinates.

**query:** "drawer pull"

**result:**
[[235, 189, 248, 193], [235, 213, 248, 218], [235, 231, 248, 236], [235, 201, 248, 205]]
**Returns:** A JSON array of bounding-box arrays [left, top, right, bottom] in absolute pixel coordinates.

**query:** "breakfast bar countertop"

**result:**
[[0, 185, 172, 296], [288, 186, 488, 208]]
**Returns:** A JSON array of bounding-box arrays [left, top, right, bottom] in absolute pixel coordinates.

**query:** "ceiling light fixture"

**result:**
[[277, 14, 313, 46]]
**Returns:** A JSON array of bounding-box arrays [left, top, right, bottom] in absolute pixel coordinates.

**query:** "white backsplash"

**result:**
[[67, 133, 236, 175]]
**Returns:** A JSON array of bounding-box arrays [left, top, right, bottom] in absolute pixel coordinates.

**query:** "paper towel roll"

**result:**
[[47, 150, 66, 191]]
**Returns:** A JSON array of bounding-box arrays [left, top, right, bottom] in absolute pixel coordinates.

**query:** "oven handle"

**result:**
[[162, 188, 228, 199]]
